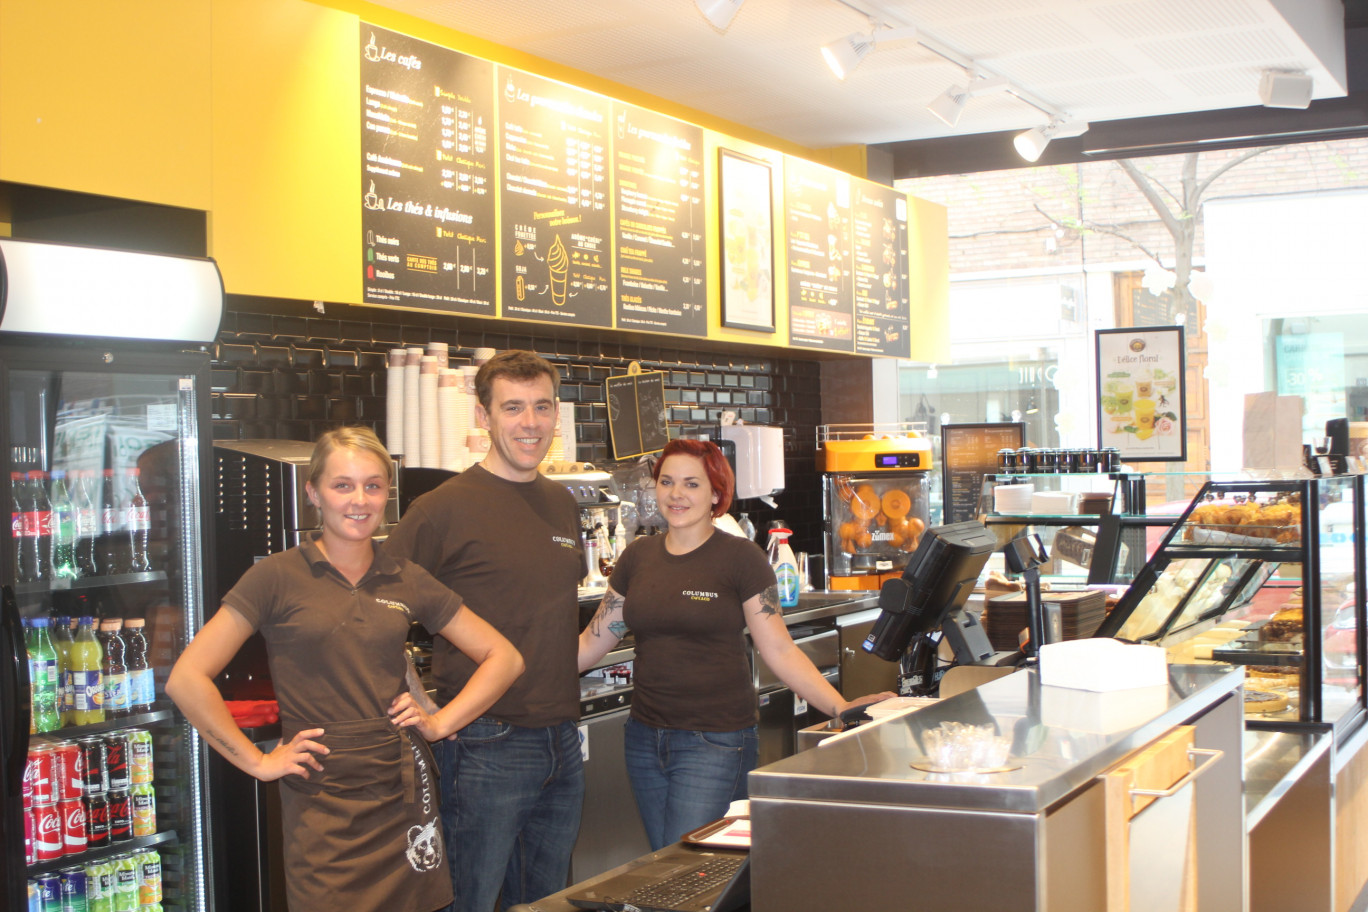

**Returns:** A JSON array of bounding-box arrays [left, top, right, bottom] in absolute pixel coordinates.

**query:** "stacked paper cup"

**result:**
[[559, 402, 577, 464], [419, 356, 441, 468], [386, 348, 407, 457], [437, 369, 468, 471], [427, 340, 449, 369], [404, 346, 423, 465]]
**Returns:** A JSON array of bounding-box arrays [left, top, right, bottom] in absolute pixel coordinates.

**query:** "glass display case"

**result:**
[[1096, 475, 1366, 733]]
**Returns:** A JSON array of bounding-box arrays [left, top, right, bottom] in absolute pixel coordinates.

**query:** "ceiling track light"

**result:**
[[695, 0, 746, 31], [1014, 119, 1090, 162], [820, 25, 918, 80], [926, 74, 1010, 127]]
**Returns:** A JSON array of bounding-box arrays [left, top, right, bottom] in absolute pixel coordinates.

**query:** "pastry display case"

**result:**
[[817, 424, 933, 591], [1096, 475, 1366, 733]]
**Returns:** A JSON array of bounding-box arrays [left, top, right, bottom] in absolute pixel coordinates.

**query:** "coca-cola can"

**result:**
[[60, 797, 88, 854], [104, 732, 130, 791], [84, 791, 111, 848], [27, 744, 57, 805], [108, 787, 132, 842], [79, 737, 107, 795], [33, 799, 64, 861], [54, 740, 84, 801], [24, 805, 37, 865]]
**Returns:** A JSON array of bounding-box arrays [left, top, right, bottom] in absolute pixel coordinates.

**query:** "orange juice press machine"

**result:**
[[818, 423, 934, 591]]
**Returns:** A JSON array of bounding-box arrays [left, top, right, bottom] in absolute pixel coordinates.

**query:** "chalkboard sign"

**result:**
[[941, 422, 1025, 524], [784, 157, 854, 352], [851, 184, 911, 357], [612, 103, 707, 336], [606, 366, 669, 460], [361, 26, 496, 315], [498, 67, 613, 327]]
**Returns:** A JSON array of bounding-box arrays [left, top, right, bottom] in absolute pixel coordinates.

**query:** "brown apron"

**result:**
[[278, 717, 451, 912]]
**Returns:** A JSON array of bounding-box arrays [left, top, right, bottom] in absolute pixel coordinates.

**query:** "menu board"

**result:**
[[784, 158, 854, 351], [612, 104, 707, 336], [851, 185, 911, 357], [498, 68, 613, 327], [361, 27, 496, 314], [606, 370, 669, 459], [941, 422, 1025, 524]]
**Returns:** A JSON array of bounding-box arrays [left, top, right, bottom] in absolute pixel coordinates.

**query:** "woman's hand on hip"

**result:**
[[255, 728, 328, 781]]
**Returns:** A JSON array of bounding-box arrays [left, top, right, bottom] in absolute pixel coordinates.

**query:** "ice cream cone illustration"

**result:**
[[547, 235, 569, 306]]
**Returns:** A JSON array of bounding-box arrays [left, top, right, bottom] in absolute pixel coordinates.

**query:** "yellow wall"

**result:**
[[0, 0, 948, 359], [0, 0, 213, 209]]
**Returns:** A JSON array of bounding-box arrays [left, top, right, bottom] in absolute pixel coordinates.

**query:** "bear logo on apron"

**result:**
[[406, 818, 442, 873]]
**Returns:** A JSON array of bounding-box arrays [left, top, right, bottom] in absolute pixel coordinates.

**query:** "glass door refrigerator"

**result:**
[[0, 237, 222, 912]]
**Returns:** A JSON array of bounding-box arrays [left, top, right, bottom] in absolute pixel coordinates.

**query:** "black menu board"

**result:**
[[852, 185, 911, 357], [784, 158, 854, 351], [498, 68, 612, 327], [612, 104, 707, 336], [361, 26, 495, 314], [941, 422, 1026, 524], [606, 369, 669, 460]]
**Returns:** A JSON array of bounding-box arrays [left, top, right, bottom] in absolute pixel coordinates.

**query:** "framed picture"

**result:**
[[1095, 325, 1187, 461], [718, 149, 776, 332]]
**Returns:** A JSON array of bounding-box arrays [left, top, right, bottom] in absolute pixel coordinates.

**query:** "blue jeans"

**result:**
[[433, 718, 585, 912], [623, 717, 758, 851]]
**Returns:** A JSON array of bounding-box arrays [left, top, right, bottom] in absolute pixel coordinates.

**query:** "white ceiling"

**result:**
[[366, 0, 1349, 149]]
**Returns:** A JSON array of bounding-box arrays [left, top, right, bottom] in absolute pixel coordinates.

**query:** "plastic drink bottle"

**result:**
[[124, 619, 153, 710], [70, 617, 105, 725], [767, 527, 800, 610], [99, 619, 129, 718], [27, 471, 52, 581], [98, 469, 122, 575], [49, 470, 79, 580], [28, 617, 62, 733], [52, 616, 74, 725], [11, 471, 26, 581], [73, 470, 100, 578], [125, 469, 151, 573]]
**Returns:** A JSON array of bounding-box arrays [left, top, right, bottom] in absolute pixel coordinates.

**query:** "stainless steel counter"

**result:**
[[750, 662, 1244, 814], [1244, 728, 1332, 829]]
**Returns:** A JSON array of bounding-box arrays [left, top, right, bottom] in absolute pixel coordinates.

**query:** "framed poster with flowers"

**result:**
[[1095, 325, 1186, 461]]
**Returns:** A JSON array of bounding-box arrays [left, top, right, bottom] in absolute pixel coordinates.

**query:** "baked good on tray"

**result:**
[[1244, 689, 1291, 714]]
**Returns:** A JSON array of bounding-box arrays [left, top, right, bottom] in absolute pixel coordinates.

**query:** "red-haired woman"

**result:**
[[578, 438, 889, 849]]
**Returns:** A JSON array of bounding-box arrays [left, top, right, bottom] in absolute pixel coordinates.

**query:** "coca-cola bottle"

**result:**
[[126, 468, 151, 573], [98, 468, 123, 575], [73, 469, 101, 578], [24, 470, 51, 582], [11, 471, 27, 582]]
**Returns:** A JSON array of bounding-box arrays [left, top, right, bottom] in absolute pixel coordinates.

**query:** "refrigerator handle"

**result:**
[[1, 586, 29, 789]]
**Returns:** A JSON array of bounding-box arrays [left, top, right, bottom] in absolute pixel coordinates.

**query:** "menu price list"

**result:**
[[612, 104, 707, 337], [361, 26, 495, 314], [784, 158, 854, 352], [852, 186, 911, 357], [940, 423, 1025, 524], [499, 68, 612, 327]]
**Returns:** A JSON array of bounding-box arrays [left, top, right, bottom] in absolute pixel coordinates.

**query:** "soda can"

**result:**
[[136, 850, 162, 905], [130, 783, 156, 837], [53, 741, 84, 801], [33, 873, 62, 912], [107, 788, 132, 842], [33, 800, 64, 861], [25, 805, 37, 865], [27, 745, 58, 805], [83, 791, 110, 848], [102, 733, 129, 791], [22, 745, 35, 810], [85, 861, 114, 912], [59, 866, 88, 912], [126, 730, 153, 785], [59, 797, 88, 854], [78, 738, 107, 795], [111, 855, 139, 912], [28, 879, 39, 912]]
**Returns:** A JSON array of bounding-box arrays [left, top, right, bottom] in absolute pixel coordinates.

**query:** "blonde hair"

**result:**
[[307, 426, 393, 489]]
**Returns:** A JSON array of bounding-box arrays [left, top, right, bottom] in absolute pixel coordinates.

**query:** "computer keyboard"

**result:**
[[622, 856, 745, 907]]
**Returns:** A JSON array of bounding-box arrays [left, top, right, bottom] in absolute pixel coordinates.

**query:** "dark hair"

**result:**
[[651, 438, 734, 517], [308, 426, 393, 489], [474, 350, 560, 411]]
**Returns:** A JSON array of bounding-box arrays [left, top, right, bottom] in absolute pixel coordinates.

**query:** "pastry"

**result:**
[[1262, 607, 1303, 643], [1244, 689, 1290, 714]]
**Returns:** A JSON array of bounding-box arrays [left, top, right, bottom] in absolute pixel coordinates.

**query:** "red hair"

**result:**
[[652, 438, 734, 517]]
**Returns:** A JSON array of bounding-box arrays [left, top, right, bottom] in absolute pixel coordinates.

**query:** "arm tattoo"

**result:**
[[210, 732, 240, 758], [758, 585, 783, 619], [588, 590, 626, 639]]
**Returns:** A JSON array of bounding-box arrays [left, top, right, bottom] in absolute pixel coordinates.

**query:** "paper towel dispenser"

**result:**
[[721, 424, 784, 501]]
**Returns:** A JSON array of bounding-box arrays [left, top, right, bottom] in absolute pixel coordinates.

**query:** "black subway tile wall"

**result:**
[[210, 299, 830, 554]]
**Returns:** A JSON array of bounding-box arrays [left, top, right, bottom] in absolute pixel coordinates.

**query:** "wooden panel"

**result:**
[[1335, 742, 1368, 912]]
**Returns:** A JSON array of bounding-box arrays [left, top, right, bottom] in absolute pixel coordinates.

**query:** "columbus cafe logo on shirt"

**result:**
[[375, 598, 413, 622], [404, 736, 442, 874], [553, 535, 579, 550], [682, 589, 719, 602]]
